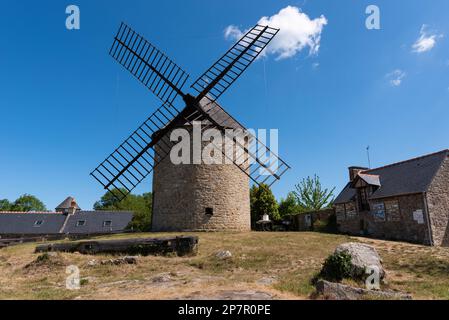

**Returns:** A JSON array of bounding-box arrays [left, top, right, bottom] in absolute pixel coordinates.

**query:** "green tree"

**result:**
[[11, 194, 47, 212], [0, 199, 11, 211], [94, 189, 152, 232], [293, 175, 335, 211], [250, 184, 279, 227], [278, 192, 302, 218]]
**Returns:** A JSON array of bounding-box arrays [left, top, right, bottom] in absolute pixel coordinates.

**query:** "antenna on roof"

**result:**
[[366, 145, 371, 169]]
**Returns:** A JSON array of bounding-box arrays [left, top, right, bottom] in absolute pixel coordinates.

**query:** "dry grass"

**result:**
[[0, 232, 449, 300]]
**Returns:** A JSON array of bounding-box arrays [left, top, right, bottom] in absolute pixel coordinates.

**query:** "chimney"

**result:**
[[69, 198, 78, 215], [348, 166, 368, 181]]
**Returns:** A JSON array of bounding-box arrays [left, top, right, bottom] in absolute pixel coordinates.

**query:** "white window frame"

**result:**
[[76, 220, 86, 227], [34, 220, 44, 227]]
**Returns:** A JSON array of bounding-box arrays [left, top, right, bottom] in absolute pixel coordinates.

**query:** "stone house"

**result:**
[[334, 149, 449, 246]]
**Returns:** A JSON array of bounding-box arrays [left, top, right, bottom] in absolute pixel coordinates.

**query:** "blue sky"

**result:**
[[1, 0, 448, 210]]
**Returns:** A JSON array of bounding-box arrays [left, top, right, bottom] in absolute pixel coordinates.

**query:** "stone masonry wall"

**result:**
[[151, 126, 251, 232], [426, 154, 449, 246], [337, 194, 431, 245]]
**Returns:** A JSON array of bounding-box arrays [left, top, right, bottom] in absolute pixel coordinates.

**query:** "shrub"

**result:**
[[36, 253, 50, 263], [315, 251, 353, 282]]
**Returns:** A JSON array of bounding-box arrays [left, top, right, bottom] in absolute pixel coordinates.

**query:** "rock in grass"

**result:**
[[151, 274, 172, 283], [216, 250, 232, 260], [314, 280, 412, 300], [257, 276, 278, 285], [87, 259, 98, 267], [335, 242, 385, 280], [100, 256, 139, 265]]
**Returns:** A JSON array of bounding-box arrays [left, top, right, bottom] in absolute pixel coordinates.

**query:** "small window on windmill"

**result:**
[[103, 221, 112, 227], [205, 208, 214, 216], [34, 220, 44, 227], [76, 220, 86, 227]]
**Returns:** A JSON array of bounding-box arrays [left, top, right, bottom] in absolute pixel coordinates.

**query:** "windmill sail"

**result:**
[[90, 102, 185, 200], [198, 98, 290, 187], [191, 24, 279, 103], [110, 22, 189, 104], [92, 22, 289, 201]]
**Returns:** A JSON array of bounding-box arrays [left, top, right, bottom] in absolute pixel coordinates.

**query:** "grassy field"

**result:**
[[0, 232, 449, 300]]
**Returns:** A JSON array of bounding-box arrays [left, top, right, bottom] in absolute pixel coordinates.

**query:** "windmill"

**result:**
[[91, 22, 291, 231]]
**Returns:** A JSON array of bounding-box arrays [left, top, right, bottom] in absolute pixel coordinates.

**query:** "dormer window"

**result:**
[[103, 221, 112, 227], [76, 220, 86, 227], [34, 220, 44, 227]]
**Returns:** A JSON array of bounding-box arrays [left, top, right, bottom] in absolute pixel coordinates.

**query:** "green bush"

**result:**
[[316, 251, 353, 282], [36, 253, 50, 263]]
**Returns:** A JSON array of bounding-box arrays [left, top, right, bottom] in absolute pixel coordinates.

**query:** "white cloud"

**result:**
[[386, 70, 406, 87], [312, 62, 320, 68], [224, 25, 244, 41], [412, 25, 443, 53], [224, 6, 328, 60]]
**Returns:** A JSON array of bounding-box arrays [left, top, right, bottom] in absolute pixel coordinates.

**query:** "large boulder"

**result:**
[[334, 242, 385, 280], [314, 280, 412, 300]]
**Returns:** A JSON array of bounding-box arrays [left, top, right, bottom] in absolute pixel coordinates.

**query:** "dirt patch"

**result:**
[[23, 253, 67, 274], [181, 290, 274, 300]]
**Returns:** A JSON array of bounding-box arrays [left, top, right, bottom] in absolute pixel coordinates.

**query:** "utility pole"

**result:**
[[366, 146, 371, 169]]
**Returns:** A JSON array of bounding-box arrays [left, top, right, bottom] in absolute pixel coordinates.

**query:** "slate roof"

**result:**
[[62, 211, 134, 234], [334, 149, 449, 204], [0, 211, 133, 235], [334, 183, 356, 204], [357, 174, 381, 187], [0, 213, 66, 235]]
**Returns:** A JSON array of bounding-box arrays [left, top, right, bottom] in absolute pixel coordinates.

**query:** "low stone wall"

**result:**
[[35, 236, 199, 257], [288, 209, 334, 231]]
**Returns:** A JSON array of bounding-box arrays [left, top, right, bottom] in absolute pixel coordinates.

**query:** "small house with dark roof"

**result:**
[[334, 149, 449, 246], [0, 197, 133, 237]]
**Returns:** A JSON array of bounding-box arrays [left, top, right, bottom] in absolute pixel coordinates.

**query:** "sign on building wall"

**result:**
[[385, 200, 400, 221], [413, 209, 424, 224], [372, 202, 386, 221]]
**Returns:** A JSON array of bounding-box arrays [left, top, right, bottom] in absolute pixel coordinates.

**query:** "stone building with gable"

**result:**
[[334, 149, 449, 246]]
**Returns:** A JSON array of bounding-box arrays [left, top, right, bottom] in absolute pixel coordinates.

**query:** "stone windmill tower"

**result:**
[[91, 22, 290, 231]]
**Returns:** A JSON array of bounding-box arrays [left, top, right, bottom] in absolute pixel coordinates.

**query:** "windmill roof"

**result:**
[[167, 97, 245, 131], [334, 149, 449, 203]]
